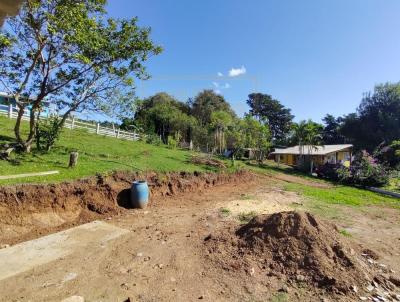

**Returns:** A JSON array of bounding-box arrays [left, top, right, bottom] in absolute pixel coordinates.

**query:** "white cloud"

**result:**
[[211, 82, 231, 92], [217, 72, 223, 77], [228, 65, 246, 77]]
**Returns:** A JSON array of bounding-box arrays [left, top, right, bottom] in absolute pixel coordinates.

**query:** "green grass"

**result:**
[[383, 177, 400, 193], [219, 207, 231, 217], [239, 194, 256, 200], [0, 115, 225, 185], [237, 211, 257, 223], [246, 158, 400, 219], [283, 182, 400, 208], [246, 160, 330, 184], [339, 229, 352, 237], [270, 293, 288, 302]]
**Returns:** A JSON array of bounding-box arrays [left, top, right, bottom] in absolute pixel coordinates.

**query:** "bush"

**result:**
[[316, 163, 342, 181], [35, 115, 63, 152], [348, 151, 389, 187], [374, 140, 400, 168], [145, 133, 162, 146], [167, 136, 177, 149], [316, 151, 389, 187]]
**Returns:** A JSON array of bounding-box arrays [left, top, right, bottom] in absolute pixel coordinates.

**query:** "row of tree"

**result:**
[[317, 83, 400, 169], [121, 90, 271, 159], [321, 83, 400, 152], [120, 81, 399, 169]]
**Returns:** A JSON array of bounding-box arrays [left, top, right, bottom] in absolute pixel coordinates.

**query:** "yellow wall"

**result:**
[[276, 154, 295, 165], [275, 149, 352, 167]]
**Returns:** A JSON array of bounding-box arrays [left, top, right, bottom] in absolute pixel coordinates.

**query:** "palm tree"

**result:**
[[304, 122, 323, 174], [292, 120, 323, 173], [292, 121, 308, 166]]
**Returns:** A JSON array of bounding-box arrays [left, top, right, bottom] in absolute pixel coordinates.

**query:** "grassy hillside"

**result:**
[[0, 115, 219, 185]]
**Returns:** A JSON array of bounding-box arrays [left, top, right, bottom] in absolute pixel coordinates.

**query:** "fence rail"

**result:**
[[0, 104, 140, 141]]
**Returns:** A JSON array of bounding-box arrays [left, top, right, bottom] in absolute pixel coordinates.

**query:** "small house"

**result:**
[[271, 144, 353, 168]]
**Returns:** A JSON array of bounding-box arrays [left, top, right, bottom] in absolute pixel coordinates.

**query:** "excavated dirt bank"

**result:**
[[205, 211, 400, 300], [0, 170, 254, 245]]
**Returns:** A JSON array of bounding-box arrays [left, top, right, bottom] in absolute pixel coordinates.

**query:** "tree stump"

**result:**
[[0, 145, 15, 160], [69, 151, 79, 168]]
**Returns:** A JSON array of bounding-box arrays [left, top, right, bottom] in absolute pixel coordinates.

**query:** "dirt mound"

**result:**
[[205, 211, 400, 298], [0, 170, 254, 244], [237, 212, 361, 291]]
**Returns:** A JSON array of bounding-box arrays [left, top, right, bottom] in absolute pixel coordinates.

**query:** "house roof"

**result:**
[[271, 144, 353, 156]]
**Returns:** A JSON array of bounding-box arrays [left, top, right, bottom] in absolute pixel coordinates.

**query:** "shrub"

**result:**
[[336, 166, 352, 183], [374, 140, 400, 168], [349, 151, 389, 187], [167, 136, 177, 149], [145, 133, 162, 146], [316, 163, 342, 181], [35, 115, 63, 152], [316, 151, 389, 187]]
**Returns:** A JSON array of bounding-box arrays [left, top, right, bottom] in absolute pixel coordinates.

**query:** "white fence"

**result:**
[[0, 104, 140, 141]]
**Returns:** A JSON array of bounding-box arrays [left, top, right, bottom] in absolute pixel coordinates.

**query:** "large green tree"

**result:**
[[226, 115, 271, 161], [336, 83, 400, 152], [321, 114, 345, 144], [0, 0, 161, 152], [134, 93, 194, 144], [190, 90, 236, 127], [356, 83, 400, 150], [246, 93, 294, 143]]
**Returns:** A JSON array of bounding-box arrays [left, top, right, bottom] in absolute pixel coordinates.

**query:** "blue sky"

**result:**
[[107, 0, 400, 122]]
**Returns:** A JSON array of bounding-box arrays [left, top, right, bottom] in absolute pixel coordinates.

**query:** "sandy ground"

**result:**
[[0, 175, 399, 302]]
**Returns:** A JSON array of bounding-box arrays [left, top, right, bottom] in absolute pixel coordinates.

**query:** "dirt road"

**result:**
[[0, 175, 399, 302]]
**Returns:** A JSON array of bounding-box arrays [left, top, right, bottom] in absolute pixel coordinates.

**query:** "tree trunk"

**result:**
[[13, 105, 39, 153], [14, 104, 25, 144]]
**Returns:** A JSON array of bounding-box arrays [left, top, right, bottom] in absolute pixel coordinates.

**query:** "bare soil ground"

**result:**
[[0, 172, 399, 302]]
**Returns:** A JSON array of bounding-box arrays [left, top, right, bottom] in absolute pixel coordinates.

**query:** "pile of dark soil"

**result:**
[[205, 211, 399, 298]]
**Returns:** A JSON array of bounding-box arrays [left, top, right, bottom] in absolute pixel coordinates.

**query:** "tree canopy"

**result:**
[[356, 83, 400, 150], [246, 93, 293, 143], [321, 114, 345, 145], [134, 93, 194, 144], [326, 83, 400, 152], [190, 90, 236, 127], [0, 0, 161, 151]]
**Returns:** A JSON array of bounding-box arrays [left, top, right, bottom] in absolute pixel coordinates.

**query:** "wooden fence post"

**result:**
[[8, 104, 12, 119], [117, 129, 120, 138], [96, 123, 100, 134], [69, 152, 79, 168]]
